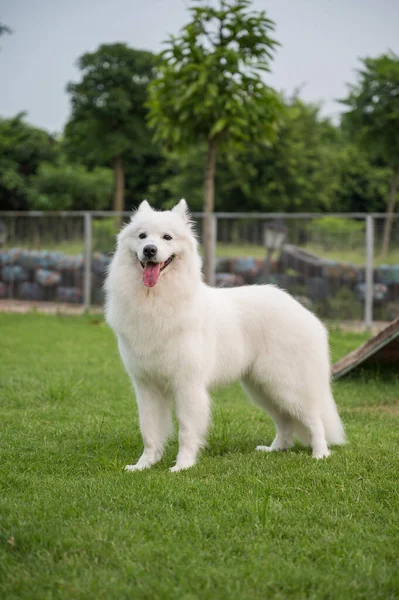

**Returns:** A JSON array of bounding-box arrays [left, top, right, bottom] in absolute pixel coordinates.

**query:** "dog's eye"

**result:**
[[139, 233, 147, 240], [163, 234, 172, 241]]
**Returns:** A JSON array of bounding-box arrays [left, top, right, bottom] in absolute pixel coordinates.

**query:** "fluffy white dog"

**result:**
[[105, 200, 345, 472]]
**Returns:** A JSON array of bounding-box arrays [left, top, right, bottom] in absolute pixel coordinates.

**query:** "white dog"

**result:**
[[105, 200, 345, 472]]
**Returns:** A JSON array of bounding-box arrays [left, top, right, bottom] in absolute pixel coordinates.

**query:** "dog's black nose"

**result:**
[[143, 244, 157, 259]]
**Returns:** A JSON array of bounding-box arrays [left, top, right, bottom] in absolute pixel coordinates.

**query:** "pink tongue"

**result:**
[[143, 263, 161, 287]]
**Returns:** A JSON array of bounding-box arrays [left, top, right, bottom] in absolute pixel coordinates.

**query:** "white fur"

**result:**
[[105, 200, 346, 472]]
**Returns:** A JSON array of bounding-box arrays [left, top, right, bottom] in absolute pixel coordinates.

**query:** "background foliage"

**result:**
[[0, 7, 398, 220]]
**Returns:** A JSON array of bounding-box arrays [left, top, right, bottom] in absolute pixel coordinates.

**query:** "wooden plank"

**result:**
[[332, 317, 399, 379]]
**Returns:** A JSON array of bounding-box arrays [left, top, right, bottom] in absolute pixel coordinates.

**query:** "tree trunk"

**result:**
[[112, 155, 125, 227], [202, 138, 217, 285], [381, 165, 399, 257]]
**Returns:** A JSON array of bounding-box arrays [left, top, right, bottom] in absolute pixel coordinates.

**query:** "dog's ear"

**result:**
[[138, 199, 152, 213], [172, 199, 189, 223], [132, 200, 152, 219]]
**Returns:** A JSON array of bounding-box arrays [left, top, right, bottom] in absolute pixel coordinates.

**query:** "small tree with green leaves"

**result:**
[[147, 0, 282, 283], [341, 52, 399, 256]]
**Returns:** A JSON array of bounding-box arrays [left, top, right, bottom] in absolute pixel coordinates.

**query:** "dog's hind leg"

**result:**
[[125, 383, 173, 472], [171, 384, 211, 472], [256, 411, 294, 453], [242, 379, 295, 453], [300, 413, 330, 459]]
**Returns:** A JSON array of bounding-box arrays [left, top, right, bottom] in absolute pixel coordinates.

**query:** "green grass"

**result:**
[[5, 239, 399, 265], [5, 240, 85, 255], [216, 242, 399, 265], [215, 243, 267, 259], [303, 243, 399, 266], [0, 314, 398, 600]]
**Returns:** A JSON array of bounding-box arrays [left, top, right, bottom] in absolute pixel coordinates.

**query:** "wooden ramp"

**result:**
[[332, 317, 399, 379]]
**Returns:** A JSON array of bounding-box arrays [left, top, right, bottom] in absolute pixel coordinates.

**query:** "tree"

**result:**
[[223, 97, 341, 212], [148, 94, 392, 216], [147, 145, 208, 211], [340, 52, 399, 255], [147, 0, 282, 283], [30, 162, 113, 211], [65, 44, 156, 213], [0, 113, 56, 210], [334, 143, 390, 213], [149, 97, 344, 214]]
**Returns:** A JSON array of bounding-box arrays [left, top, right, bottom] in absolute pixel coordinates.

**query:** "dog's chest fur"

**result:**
[[115, 296, 200, 386]]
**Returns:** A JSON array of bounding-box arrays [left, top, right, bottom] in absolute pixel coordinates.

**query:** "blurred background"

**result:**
[[1, 0, 399, 325]]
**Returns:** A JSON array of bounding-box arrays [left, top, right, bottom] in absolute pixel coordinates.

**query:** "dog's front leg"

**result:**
[[125, 383, 173, 472], [171, 385, 211, 472]]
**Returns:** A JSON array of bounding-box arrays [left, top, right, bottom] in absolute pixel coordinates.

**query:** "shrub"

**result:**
[[309, 217, 365, 250], [328, 287, 361, 320], [92, 219, 118, 254]]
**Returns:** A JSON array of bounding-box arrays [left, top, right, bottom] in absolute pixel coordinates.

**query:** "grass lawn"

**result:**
[[1, 314, 398, 600], [216, 243, 399, 265], [303, 244, 399, 267], [5, 239, 399, 265]]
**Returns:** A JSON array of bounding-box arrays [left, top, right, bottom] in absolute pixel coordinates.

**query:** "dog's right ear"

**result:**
[[172, 199, 189, 224], [132, 199, 152, 220]]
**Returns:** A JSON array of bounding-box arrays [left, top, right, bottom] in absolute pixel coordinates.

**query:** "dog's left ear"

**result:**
[[137, 199, 152, 213], [131, 199, 152, 220], [172, 199, 189, 223]]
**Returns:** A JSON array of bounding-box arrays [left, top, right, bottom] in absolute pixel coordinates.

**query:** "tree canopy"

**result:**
[[340, 52, 399, 254], [2, 12, 398, 227], [30, 162, 113, 211], [0, 113, 56, 210], [1, 94, 393, 217], [65, 43, 156, 212], [0, 114, 114, 211], [148, 96, 390, 216], [341, 53, 399, 166], [223, 98, 341, 212], [147, 0, 283, 282]]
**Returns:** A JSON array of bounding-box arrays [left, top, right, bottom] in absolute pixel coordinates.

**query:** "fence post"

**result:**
[[83, 212, 92, 312], [364, 215, 374, 331]]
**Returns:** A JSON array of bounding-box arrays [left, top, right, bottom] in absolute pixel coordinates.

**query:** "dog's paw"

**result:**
[[124, 463, 150, 472], [256, 445, 274, 452], [312, 449, 331, 460], [170, 462, 195, 473]]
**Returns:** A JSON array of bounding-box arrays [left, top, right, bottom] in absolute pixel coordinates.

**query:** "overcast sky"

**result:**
[[1, 0, 398, 133]]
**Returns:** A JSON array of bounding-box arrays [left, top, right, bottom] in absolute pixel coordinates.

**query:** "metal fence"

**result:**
[[0, 211, 398, 328]]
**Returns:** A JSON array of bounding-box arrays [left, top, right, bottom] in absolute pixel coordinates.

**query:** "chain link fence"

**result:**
[[0, 211, 398, 326]]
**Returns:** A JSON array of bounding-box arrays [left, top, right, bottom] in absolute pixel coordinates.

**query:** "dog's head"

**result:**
[[117, 199, 200, 288]]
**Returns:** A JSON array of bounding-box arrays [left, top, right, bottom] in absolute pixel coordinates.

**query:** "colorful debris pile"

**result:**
[[0, 246, 398, 320]]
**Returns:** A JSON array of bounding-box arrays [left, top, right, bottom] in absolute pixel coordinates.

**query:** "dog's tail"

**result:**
[[294, 390, 346, 447], [322, 390, 346, 445]]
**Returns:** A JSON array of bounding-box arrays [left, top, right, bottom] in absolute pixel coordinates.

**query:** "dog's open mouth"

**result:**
[[140, 255, 175, 288]]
